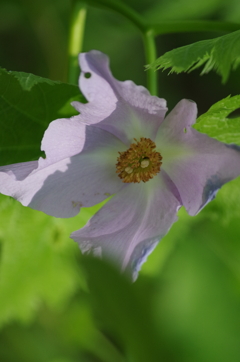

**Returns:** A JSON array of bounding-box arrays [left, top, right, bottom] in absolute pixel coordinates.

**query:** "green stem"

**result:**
[[88, 0, 158, 95], [68, 1, 87, 84], [88, 0, 147, 32], [152, 20, 240, 35], [143, 29, 158, 96]]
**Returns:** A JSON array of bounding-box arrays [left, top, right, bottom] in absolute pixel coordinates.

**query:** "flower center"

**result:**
[[116, 137, 162, 183]]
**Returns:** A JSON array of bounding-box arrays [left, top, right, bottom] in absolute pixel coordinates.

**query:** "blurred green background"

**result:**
[[1, 0, 240, 361]]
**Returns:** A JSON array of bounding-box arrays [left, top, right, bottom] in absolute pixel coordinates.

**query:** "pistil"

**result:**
[[116, 137, 162, 183]]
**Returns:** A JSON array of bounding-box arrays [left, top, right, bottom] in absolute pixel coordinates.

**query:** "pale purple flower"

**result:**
[[1, 50, 240, 279]]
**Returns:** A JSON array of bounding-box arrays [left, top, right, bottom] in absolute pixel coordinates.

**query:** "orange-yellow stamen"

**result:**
[[116, 137, 162, 183]]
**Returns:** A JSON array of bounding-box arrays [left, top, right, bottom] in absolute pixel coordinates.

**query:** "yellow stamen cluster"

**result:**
[[116, 137, 162, 183]]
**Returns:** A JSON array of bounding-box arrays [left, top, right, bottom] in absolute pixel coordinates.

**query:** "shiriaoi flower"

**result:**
[[1, 50, 240, 280]]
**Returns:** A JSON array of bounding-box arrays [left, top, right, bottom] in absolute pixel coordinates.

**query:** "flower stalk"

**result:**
[[68, 1, 87, 84], [142, 29, 158, 96]]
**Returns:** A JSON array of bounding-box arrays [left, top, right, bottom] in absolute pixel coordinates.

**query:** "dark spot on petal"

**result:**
[[200, 175, 224, 212], [104, 192, 111, 196], [84, 72, 91, 79], [72, 201, 83, 208], [129, 237, 159, 281]]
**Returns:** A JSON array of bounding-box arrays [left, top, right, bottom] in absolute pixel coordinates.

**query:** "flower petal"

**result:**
[[0, 161, 38, 181], [41, 115, 86, 163], [157, 99, 197, 140], [157, 99, 240, 215], [72, 50, 168, 144], [0, 126, 125, 218], [71, 173, 181, 280]]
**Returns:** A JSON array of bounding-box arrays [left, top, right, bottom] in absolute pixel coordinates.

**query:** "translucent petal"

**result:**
[[0, 127, 125, 218], [72, 173, 181, 280], [72, 50, 168, 145], [157, 99, 240, 215]]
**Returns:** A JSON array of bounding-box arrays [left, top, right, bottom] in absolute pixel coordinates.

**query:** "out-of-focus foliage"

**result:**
[[82, 257, 164, 362], [194, 95, 240, 144], [144, 0, 223, 21], [218, 0, 240, 21], [0, 194, 105, 328], [153, 214, 240, 362], [147, 30, 240, 83]]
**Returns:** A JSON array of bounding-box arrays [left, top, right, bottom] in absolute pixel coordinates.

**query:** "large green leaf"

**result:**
[[0, 68, 84, 165], [147, 30, 240, 83]]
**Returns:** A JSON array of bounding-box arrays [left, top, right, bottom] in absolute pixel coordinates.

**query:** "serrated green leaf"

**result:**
[[0, 68, 84, 165], [10, 70, 56, 91], [147, 30, 240, 83], [193, 95, 240, 144]]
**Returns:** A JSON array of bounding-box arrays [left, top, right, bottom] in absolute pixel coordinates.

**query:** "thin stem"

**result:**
[[142, 29, 158, 96], [152, 20, 240, 36], [88, 0, 147, 32], [68, 1, 87, 84]]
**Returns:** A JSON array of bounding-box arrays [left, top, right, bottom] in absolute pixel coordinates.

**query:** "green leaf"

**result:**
[[193, 95, 240, 145], [146, 30, 240, 83], [0, 68, 84, 166], [10, 71, 56, 91]]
